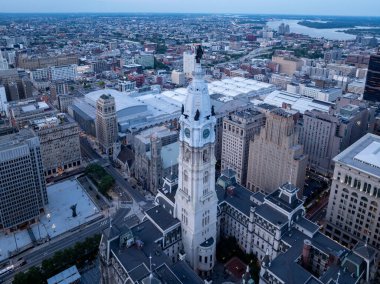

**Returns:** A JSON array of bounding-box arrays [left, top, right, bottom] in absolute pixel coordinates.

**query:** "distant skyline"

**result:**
[[2, 0, 380, 17]]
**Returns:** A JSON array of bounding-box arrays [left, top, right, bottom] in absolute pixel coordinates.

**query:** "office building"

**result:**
[[171, 70, 185, 86], [299, 84, 342, 102], [272, 55, 303, 76], [21, 77, 33, 99], [135, 53, 154, 69], [363, 49, 380, 103], [50, 81, 69, 102], [8, 81, 20, 101], [118, 80, 135, 92], [325, 134, 380, 251], [246, 108, 307, 195], [30, 68, 50, 81], [278, 23, 290, 35], [30, 114, 82, 177], [0, 69, 27, 101], [8, 99, 57, 129], [0, 85, 7, 113], [299, 102, 375, 176], [50, 65, 77, 81], [183, 51, 195, 78], [269, 73, 293, 90], [96, 94, 117, 155], [324, 49, 342, 63], [0, 57, 8, 70], [0, 129, 48, 230], [17, 53, 78, 70], [221, 109, 265, 186], [58, 93, 79, 113]]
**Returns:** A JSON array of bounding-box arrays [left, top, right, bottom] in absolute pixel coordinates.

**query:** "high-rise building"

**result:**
[[299, 102, 375, 176], [325, 133, 380, 250], [135, 53, 154, 69], [221, 109, 265, 186], [0, 69, 28, 101], [7, 81, 19, 101], [246, 108, 307, 195], [96, 94, 117, 155], [0, 85, 7, 113], [22, 77, 34, 98], [183, 51, 195, 78], [171, 70, 185, 86], [272, 55, 303, 76], [0, 129, 48, 231], [50, 81, 69, 101], [0, 57, 8, 70], [278, 23, 290, 35], [0, 50, 8, 70], [175, 61, 218, 276], [30, 114, 82, 177], [363, 49, 380, 103]]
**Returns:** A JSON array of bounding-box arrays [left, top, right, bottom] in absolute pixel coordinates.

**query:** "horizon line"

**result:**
[[0, 12, 380, 18]]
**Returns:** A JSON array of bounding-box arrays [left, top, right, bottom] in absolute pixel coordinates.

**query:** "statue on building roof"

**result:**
[[195, 45, 203, 63]]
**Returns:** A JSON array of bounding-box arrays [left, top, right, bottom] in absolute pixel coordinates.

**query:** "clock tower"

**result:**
[[175, 47, 218, 276]]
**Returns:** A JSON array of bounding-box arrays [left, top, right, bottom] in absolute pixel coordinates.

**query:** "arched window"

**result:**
[[361, 196, 368, 202]]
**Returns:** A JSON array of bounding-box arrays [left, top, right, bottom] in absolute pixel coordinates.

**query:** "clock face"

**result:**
[[185, 128, 191, 138], [203, 128, 210, 139]]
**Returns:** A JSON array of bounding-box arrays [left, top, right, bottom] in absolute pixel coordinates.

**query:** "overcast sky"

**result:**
[[2, 0, 380, 16]]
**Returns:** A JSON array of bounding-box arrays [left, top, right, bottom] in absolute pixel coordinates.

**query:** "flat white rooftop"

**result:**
[[354, 141, 380, 169], [0, 179, 101, 262], [334, 134, 380, 177], [259, 90, 333, 114]]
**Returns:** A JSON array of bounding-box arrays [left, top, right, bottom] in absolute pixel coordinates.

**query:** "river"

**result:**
[[266, 19, 356, 41]]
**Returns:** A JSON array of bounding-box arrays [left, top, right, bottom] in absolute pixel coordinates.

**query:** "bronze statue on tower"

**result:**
[[195, 45, 203, 63]]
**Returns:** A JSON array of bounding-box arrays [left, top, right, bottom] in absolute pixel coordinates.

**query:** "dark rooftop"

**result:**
[[145, 205, 180, 232], [255, 203, 288, 227]]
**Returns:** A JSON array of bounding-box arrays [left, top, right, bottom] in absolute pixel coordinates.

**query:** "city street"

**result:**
[[0, 138, 155, 283], [1, 217, 110, 283], [80, 137, 154, 209]]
